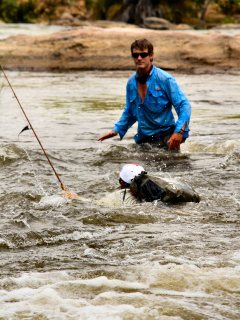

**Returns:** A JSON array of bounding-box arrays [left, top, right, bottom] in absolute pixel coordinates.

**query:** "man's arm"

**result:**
[[165, 77, 191, 150], [98, 130, 118, 141], [167, 122, 186, 151], [97, 107, 136, 142], [97, 83, 136, 142], [166, 77, 191, 134]]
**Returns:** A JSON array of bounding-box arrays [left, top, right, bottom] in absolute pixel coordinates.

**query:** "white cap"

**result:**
[[119, 164, 145, 184]]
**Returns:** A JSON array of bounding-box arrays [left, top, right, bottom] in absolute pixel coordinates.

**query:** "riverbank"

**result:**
[[0, 23, 240, 73]]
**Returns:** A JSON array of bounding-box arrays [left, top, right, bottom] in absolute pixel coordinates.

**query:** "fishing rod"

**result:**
[[0, 65, 79, 199]]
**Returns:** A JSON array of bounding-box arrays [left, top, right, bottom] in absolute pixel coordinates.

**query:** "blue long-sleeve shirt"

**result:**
[[113, 66, 191, 143]]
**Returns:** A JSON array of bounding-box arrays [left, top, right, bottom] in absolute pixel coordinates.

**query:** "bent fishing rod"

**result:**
[[0, 65, 78, 199]]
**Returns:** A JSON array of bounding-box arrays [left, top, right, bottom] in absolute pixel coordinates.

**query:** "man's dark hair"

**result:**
[[131, 39, 154, 55]]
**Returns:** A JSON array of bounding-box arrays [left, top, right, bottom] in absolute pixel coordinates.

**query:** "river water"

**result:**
[[0, 25, 240, 320]]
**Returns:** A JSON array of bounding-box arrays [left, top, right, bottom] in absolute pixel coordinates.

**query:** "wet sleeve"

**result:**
[[166, 77, 191, 135], [112, 84, 137, 139]]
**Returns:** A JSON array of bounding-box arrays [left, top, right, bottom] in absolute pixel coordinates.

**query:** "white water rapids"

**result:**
[[0, 23, 239, 320]]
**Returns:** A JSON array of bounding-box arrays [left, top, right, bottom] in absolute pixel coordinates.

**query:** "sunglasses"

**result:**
[[132, 52, 149, 59]]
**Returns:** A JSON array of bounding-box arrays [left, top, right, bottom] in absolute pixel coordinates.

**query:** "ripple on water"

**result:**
[[81, 207, 158, 226], [0, 69, 239, 319], [0, 143, 27, 165], [186, 139, 240, 155]]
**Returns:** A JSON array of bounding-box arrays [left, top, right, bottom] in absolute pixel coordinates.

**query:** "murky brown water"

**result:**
[[0, 69, 239, 320], [0, 25, 240, 320]]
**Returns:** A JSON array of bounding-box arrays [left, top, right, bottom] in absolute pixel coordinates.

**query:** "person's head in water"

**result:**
[[119, 163, 146, 189]]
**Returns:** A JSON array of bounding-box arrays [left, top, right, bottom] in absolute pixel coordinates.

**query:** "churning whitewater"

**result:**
[[0, 69, 239, 319]]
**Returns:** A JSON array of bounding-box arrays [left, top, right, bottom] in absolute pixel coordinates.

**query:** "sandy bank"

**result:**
[[0, 25, 239, 73]]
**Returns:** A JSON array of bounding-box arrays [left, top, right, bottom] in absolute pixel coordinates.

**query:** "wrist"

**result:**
[[173, 131, 183, 136], [110, 130, 118, 137]]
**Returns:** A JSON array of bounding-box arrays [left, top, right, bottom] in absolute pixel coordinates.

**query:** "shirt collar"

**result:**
[[135, 64, 154, 84]]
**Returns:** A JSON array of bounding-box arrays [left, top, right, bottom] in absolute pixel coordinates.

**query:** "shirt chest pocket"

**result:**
[[129, 91, 138, 116], [129, 91, 137, 103], [147, 87, 166, 112]]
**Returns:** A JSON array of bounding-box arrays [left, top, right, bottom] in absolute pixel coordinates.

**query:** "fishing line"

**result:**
[[0, 65, 79, 200]]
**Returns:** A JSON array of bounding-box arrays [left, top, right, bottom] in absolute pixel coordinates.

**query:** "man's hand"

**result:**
[[97, 130, 118, 141], [167, 132, 183, 151]]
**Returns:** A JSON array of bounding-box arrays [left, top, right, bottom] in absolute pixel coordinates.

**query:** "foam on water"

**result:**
[[35, 194, 70, 209], [0, 264, 239, 319], [1, 65, 240, 319], [184, 139, 240, 155], [95, 189, 138, 208]]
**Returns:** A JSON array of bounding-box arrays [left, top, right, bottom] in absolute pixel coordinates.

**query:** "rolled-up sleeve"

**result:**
[[165, 78, 191, 135]]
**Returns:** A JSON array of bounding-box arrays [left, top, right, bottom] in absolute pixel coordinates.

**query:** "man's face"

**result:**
[[131, 48, 153, 72]]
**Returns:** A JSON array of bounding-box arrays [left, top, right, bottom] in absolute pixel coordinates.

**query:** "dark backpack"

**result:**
[[130, 173, 166, 202], [130, 173, 200, 203]]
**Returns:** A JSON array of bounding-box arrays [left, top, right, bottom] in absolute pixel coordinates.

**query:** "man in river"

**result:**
[[97, 38, 191, 151]]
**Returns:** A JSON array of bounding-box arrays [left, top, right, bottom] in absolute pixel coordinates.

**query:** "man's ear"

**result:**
[[150, 53, 154, 62]]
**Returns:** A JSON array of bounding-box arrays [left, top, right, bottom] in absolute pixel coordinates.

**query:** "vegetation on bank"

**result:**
[[0, 0, 239, 27], [0, 0, 37, 22]]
